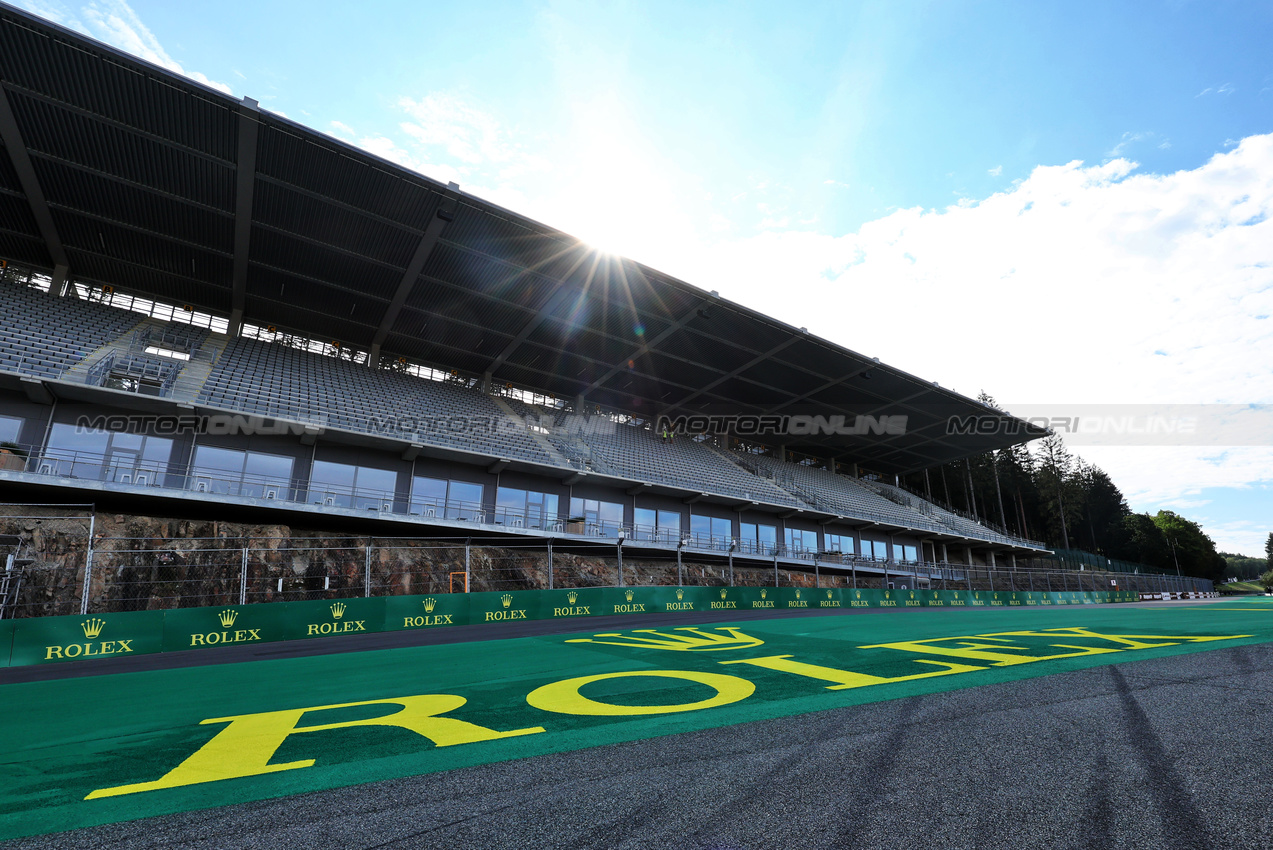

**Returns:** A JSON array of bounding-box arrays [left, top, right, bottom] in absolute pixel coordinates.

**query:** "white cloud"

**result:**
[[328, 85, 1273, 532], [988, 165, 1002, 177], [16, 0, 233, 95]]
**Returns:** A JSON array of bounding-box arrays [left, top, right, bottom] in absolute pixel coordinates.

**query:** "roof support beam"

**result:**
[[368, 183, 459, 366], [582, 299, 712, 397], [0, 84, 69, 290], [483, 280, 586, 378], [661, 336, 801, 415], [228, 97, 260, 336]]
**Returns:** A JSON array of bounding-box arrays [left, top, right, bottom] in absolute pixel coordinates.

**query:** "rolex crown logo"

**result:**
[[81, 618, 105, 639], [719, 589, 728, 599], [567, 591, 578, 605], [909, 591, 915, 599], [676, 588, 684, 600], [330, 602, 346, 619], [933, 591, 939, 598], [624, 589, 634, 602], [826, 590, 833, 599], [501, 593, 513, 609], [795, 589, 801, 599], [855, 590, 861, 598], [423, 597, 437, 613], [218, 609, 238, 628], [760, 589, 768, 599], [566, 626, 764, 652]]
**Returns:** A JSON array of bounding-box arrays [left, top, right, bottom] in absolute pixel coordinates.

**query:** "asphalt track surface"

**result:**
[[6, 600, 1273, 850]]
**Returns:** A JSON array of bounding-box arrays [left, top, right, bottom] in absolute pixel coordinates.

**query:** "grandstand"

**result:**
[[0, 1, 1051, 583]]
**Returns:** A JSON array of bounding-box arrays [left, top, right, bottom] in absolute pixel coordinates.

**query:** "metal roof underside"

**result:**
[[0, 4, 1046, 474]]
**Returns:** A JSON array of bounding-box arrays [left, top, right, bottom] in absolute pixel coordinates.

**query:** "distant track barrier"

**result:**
[[0, 586, 1146, 668]]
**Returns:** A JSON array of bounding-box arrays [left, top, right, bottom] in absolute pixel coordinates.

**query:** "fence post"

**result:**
[[677, 544, 683, 586], [464, 539, 471, 593], [80, 512, 96, 615], [239, 547, 248, 605], [814, 554, 819, 589], [617, 539, 624, 587], [364, 543, 372, 598], [773, 552, 779, 587], [548, 539, 554, 590]]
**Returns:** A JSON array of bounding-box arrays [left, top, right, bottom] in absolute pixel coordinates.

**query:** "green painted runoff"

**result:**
[[0, 597, 1269, 840]]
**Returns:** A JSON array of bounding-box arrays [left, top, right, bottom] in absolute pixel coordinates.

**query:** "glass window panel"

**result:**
[[497, 487, 527, 525], [311, 460, 356, 487], [46, 424, 108, 480], [111, 433, 143, 451], [0, 415, 21, 443], [244, 452, 293, 481], [310, 460, 356, 507], [140, 437, 173, 462], [447, 481, 483, 520], [191, 446, 243, 495], [691, 514, 711, 541], [411, 477, 448, 514], [193, 446, 244, 473], [353, 467, 397, 510], [598, 498, 623, 524], [634, 508, 656, 540]]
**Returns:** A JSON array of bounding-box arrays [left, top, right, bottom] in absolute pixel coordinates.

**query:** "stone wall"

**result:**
[[0, 506, 853, 616]]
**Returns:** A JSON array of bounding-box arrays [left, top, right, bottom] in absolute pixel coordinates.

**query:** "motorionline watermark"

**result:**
[[949, 404, 1273, 446], [75, 414, 325, 437], [656, 414, 908, 437], [71, 413, 621, 438]]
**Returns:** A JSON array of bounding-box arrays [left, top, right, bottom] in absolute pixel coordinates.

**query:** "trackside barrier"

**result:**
[[0, 587, 1142, 668]]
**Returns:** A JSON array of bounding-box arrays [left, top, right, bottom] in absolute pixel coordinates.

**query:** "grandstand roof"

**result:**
[[0, 3, 1045, 474]]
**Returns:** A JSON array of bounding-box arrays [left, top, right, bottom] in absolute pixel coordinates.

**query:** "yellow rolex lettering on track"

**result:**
[[87, 695, 545, 799]]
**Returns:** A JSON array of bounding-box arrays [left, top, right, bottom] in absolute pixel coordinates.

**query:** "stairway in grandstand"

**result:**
[[61, 317, 220, 399], [487, 395, 573, 468], [0, 283, 148, 379]]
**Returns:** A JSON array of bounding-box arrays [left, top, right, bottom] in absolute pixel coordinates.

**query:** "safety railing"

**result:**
[[0, 531, 1215, 619]]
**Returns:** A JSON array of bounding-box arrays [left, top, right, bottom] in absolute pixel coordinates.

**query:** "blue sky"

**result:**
[[15, 0, 1273, 556]]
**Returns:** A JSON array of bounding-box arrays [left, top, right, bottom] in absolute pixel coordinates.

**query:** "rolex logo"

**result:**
[[975, 593, 980, 599], [760, 589, 768, 599], [218, 609, 238, 628], [909, 591, 915, 599], [933, 591, 939, 598], [567, 591, 578, 605], [719, 589, 728, 600], [330, 602, 346, 619], [676, 588, 684, 600], [826, 590, 833, 599], [625, 589, 634, 602], [855, 590, 862, 598], [81, 618, 105, 639], [566, 627, 764, 652], [423, 597, 437, 613], [795, 589, 801, 599], [501, 593, 513, 609]]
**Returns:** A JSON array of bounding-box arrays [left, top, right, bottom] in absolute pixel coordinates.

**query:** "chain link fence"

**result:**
[[0, 529, 1213, 618]]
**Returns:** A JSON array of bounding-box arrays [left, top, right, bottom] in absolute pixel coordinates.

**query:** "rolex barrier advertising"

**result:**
[[9, 609, 166, 667], [0, 587, 1141, 667]]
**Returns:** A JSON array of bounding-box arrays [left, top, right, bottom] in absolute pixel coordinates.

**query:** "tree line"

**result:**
[[896, 394, 1263, 584]]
